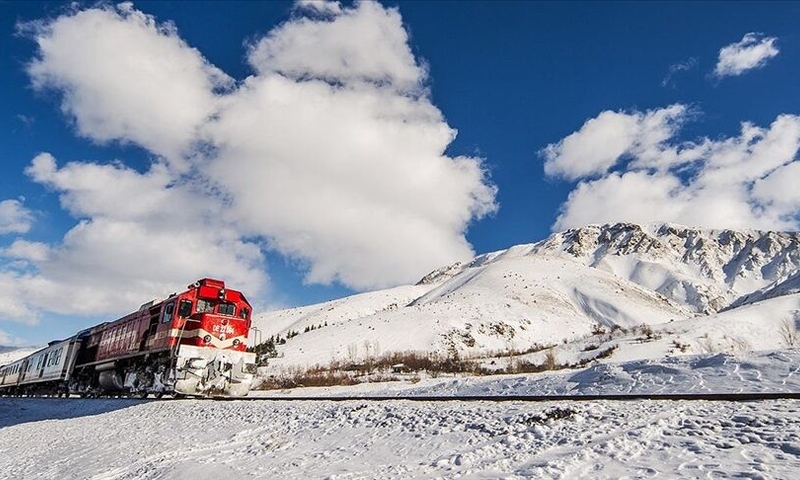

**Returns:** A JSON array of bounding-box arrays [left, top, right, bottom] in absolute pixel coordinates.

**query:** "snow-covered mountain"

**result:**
[[253, 223, 800, 370], [0, 346, 40, 366]]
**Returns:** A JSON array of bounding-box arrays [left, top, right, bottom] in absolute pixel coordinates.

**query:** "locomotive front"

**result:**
[[170, 279, 257, 397]]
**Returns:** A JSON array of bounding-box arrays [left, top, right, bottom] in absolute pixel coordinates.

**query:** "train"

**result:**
[[0, 278, 257, 398]]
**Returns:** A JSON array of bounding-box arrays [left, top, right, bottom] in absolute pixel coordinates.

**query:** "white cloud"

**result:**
[[205, 68, 496, 289], [541, 105, 688, 181], [214, 1, 497, 288], [661, 58, 697, 88], [4, 1, 496, 324], [0, 153, 267, 323], [0, 199, 34, 235], [544, 108, 800, 231], [247, 0, 425, 95], [295, 0, 343, 16], [0, 327, 27, 346], [714, 33, 779, 78], [0, 239, 50, 263], [0, 273, 39, 324], [24, 3, 231, 167]]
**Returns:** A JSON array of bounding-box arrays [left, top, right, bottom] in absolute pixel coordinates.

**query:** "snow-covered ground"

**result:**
[[1, 397, 798, 479], [251, 349, 800, 398], [2, 349, 799, 479]]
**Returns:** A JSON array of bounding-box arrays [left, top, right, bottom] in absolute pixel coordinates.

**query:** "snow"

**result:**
[[248, 348, 800, 398], [2, 392, 799, 478], [252, 223, 800, 375], [0, 346, 40, 366], [3, 347, 800, 478]]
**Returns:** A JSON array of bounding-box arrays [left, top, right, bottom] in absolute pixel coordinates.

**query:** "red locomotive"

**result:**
[[0, 278, 257, 398]]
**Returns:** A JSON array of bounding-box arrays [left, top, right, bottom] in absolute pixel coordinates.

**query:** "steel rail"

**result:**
[[3, 392, 800, 402], [211, 392, 800, 402]]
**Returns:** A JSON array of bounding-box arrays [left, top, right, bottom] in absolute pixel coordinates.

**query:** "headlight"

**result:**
[[188, 358, 207, 369], [203, 335, 212, 343], [232, 339, 241, 347]]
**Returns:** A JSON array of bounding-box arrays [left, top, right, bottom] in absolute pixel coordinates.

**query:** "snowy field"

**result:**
[[250, 349, 800, 399], [1, 397, 799, 479], [2, 350, 800, 479]]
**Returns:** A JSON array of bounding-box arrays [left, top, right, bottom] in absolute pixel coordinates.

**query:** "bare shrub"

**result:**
[[779, 318, 798, 347], [636, 323, 659, 342], [256, 341, 623, 391], [543, 349, 558, 370], [591, 323, 607, 336], [671, 340, 689, 353], [697, 334, 716, 354], [728, 336, 751, 351], [258, 369, 357, 390]]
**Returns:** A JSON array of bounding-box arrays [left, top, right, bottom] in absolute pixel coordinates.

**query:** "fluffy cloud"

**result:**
[[0, 239, 50, 263], [294, 1, 344, 17], [714, 33, 779, 78], [0, 153, 267, 323], [542, 105, 688, 181], [0, 199, 34, 234], [544, 107, 800, 231], [247, 1, 424, 95], [5, 1, 495, 323], [24, 2, 231, 167], [207, 16, 496, 288], [0, 327, 26, 346]]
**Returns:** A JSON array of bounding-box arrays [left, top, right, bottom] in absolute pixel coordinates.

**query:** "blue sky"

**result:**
[[2, 1, 800, 346]]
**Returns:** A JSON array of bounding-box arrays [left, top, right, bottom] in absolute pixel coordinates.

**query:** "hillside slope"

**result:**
[[253, 223, 800, 370], [0, 346, 40, 367]]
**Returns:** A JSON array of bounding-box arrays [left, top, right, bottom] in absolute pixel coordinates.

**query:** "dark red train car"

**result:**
[[70, 278, 257, 397]]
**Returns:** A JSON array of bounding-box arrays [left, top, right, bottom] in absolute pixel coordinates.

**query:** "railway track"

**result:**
[[219, 392, 800, 402], [3, 392, 800, 402]]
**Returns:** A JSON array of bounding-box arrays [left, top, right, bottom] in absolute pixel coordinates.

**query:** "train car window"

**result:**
[[218, 303, 235, 316], [178, 299, 193, 318], [197, 299, 214, 313], [162, 302, 175, 323], [240, 307, 250, 319]]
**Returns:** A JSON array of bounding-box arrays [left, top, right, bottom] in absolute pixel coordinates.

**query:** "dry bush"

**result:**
[[780, 318, 798, 347], [258, 370, 357, 390], [697, 334, 716, 354], [256, 342, 622, 391], [543, 349, 558, 370], [591, 323, 608, 336], [671, 340, 690, 353]]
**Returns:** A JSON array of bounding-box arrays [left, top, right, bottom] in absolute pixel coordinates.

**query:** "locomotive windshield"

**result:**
[[218, 303, 235, 316], [197, 299, 214, 313], [195, 298, 244, 318]]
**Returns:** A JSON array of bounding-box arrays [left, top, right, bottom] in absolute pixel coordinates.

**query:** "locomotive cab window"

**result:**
[[218, 302, 235, 316], [178, 299, 193, 318], [197, 299, 214, 313], [162, 302, 175, 323], [240, 308, 249, 319]]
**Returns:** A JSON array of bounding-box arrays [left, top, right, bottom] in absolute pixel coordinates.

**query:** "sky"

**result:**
[[1, 0, 800, 346]]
